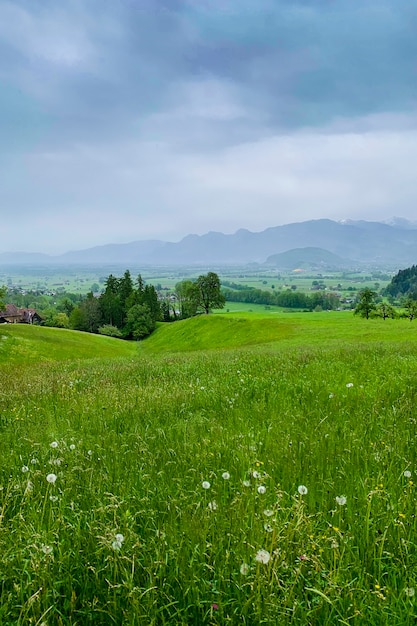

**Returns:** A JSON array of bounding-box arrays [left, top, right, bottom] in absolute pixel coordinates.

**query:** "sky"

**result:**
[[1, 0, 417, 254]]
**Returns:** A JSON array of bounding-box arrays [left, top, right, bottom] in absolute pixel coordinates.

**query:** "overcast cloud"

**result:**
[[1, 0, 417, 253]]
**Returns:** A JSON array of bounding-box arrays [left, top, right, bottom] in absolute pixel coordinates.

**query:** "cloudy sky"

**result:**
[[1, 0, 417, 253]]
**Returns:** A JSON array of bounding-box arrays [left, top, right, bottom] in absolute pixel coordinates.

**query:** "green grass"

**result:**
[[0, 324, 138, 363], [1, 313, 417, 624]]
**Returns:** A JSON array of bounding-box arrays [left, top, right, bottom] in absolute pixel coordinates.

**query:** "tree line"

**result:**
[[222, 286, 341, 311]]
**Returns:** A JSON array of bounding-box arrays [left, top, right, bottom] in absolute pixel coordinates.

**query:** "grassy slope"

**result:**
[[0, 324, 138, 363], [139, 311, 417, 354]]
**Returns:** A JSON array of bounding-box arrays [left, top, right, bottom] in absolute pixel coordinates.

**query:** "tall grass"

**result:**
[[1, 319, 417, 623]]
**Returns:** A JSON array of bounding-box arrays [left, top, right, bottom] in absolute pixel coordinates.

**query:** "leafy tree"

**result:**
[[80, 293, 102, 333], [376, 302, 396, 320], [0, 286, 6, 311], [354, 288, 377, 319], [196, 272, 225, 314], [175, 280, 200, 318], [124, 304, 155, 340], [404, 298, 417, 321]]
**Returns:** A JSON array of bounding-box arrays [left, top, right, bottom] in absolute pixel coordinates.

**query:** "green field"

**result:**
[[1, 312, 417, 624]]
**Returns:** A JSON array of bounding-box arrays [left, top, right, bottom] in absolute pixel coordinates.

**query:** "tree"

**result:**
[[196, 272, 225, 314], [124, 304, 155, 339], [376, 302, 396, 320], [404, 298, 417, 321], [175, 280, 200, 318], [354, 288, 377, 319], [0, 286, 6, 311]]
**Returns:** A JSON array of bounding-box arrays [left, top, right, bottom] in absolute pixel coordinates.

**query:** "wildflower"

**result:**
[[252, 470, 261, 479], [41, 544, 53, 555], [335, 495, 347, 506], [255, 549, 271, 564], [405, 587, 415, 597], [240, 563, 249, 575], [69, 444, 76, 451], [257, 485, 266, 494], [263, 509, 274, 517], [50, 441, 58, 449], [208, 500, 217, 511], [46, 473, 57, 484], [211, 603, 219, 610], [298, 485, 308, 495], [115, 533, 124, 543], [21, 466, 29, 473], [202, 481, 211, 490], [298, 554, 308, 561], [242, 480, 251, 487], [222, 472, 230, 480], [404, 470, 412, 478], [346, 383, 354, 388]]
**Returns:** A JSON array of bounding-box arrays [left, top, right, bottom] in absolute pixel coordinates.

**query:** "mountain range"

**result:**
[[2, 218, 417, 270]]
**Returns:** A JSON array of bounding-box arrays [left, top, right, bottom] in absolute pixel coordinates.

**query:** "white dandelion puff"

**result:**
[[208, 500, 217, 511], [49, 495, 58, 502], [112, 540, 122, 551], [252, 471, 261, 479], [263, 509, 274, 517], [297, 485, 308, 495], [69, 444, 76, 451], [21, 466, 29, 473], [240, 563, 249, 575], [202, 481, 211, 490], [257, 485, 266, 494], [41, 544, 53, 555], [255, 549, 271, 564], [222, 472, 230, 480], [50, 441, 58, 449], [46, 473, 57, 484], [405, 587, 415, 597], [115, 533, 124, 543], [335, 495, 347, 506], [346, 383, 354, 388], [404, 470, 412, 478], [264, 523, 273, 533]]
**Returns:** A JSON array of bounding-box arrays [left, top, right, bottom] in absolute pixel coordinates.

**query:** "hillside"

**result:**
[[0, 325, 138, 363], [265, 246, 353, 270]]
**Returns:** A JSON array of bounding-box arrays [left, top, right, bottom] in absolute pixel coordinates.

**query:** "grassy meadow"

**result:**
[[1, 312, 417, 624]]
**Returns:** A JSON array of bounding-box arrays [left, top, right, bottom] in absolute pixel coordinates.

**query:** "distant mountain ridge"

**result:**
[[2, 218, 417, 269]]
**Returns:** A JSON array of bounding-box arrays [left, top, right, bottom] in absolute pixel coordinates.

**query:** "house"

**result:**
[[0, 304, 43, 324]]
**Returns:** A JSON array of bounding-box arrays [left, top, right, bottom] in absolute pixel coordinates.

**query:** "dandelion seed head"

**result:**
[[69, 444, 76, 451], [257, 485, 266, 494], [208, 500, 217, 511], [112, 540, 122, 551], [405, 587, 415, 597], [202, 481, 211, 490], [255, 549, 270, 564], [49, 495, 58, 502], [252, 470, 261, 479], [115, 533, 124, 543], [242, 480, 251, 487], [264, 523, 273, 532], [404, 470, 412, 478], [222, 472, 230, 480], [50, 441, 58, 449], [298, 485, 308, 495], [346, 382, 354, 388], [41, 544, 53, 555], [240, 562, 249, 575], [21, 466, 29, 473], [30, 458, 38, 464], [335, 495, 347, 506], [46, 473, 57, 484], [263, 509, 274, 517]]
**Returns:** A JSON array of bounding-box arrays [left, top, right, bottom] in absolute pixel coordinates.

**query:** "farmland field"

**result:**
[[1, 312, 417, 624]]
